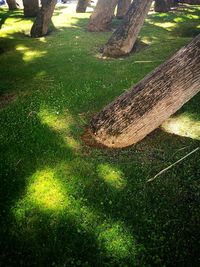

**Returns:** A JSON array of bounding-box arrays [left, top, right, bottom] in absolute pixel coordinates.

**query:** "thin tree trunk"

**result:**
[[76, 0, 90, 13], [30, 0, 57, 38], [6, 0, 17, 10], [102, 0, 153, 57], [87, 0, 118, 32], [154, 0, 171, 12], [116, 0, 131, 19], [90, 34, 200, 148], [23, 0, 39, 17]]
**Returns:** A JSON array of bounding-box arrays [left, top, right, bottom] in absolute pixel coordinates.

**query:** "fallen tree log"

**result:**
[[90, 34, 200, 148]]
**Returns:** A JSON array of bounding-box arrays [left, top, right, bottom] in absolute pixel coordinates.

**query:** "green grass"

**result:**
[[0, 4, 200, 267]]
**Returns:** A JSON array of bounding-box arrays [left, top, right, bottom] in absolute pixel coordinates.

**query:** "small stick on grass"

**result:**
[[147, 147, 200, 183]]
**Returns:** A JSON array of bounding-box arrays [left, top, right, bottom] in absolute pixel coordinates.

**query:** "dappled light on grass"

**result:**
[[147, 21, 176, 31], [97, 222, 135, 260], [1, 4, 200, 266], [97, 163, 126, 190], [161, 114, 200, 140], [14, 169, 69, 214], [12, 164, 136, 263], [16, 45, 47, 62], [38, 107, 81, 150]]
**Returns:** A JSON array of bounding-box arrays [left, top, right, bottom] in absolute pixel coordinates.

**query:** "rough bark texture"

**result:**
[[6, 0, 17, 10], [76, 0, 90, 13], [116, 0, 131, 19], [87, 0, 118, 32], [102, 0, 153, 57], [154, 0, 171, 12], [30, 0, 57, 38], [90, 34, 200, 148], [23, 0, 39, 17]]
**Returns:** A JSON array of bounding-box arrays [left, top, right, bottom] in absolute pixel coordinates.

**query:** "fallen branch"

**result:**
[[147, 147, 200, 183]]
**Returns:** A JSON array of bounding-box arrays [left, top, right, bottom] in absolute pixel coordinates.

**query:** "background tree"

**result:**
[[102, 0, 153, 57], [76, 0, 90, 13], [90, 34, 200, 148], [154, 0, 171, 12], [30, 0, 57, 38], [6, 0, 17, 10], [116, 0, 131, 19], [87, 0, 118, 32], [23, 0, 39, 17]]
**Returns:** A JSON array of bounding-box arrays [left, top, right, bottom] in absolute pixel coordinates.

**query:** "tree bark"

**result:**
[[154, 0, 171, 12], [87, 0, 118, 32], [76, 0, 90, 13], [6, 0, 17, 10], [30, 0, 57, 38], [102, 0, 153, 57], [169, 0, 178, 7], [116, 0, 132, 19], [90, 34, 200, 148], [23, 0, 39, 17]]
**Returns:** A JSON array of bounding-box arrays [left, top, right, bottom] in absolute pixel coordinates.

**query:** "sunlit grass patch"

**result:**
[[97, 222, 135, 260], [97, 163, 126, 190], [13, 169, 69, 215], [161, 113, 200, 140]]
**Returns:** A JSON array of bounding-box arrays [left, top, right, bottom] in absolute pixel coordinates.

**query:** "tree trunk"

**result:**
[[90, 34, 200, 148], [154, 0, 171, 12], [169, 0, 178, 7], [116, 0, 131, 19], [102, 0, 153, 57], [87, 0, 118, 32], [23, 0, 39, 17], [6, 0, 17, 10], [30, 0, 57, 38], [76, 0, 90, 13]]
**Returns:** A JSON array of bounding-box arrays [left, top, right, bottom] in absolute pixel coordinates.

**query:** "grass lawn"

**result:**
[[0, 3, 200, 267]]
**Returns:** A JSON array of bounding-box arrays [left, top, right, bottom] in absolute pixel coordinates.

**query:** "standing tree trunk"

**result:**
[[90, 34, 200, 148], [102, 0, 153, 57], [23, 0, 39, 17], [87, 0, 118, 32], [30, 0, 57, 38], [154, 0, 171, 12], [6, 0, 17, 10], [76, 0, 90, 13], [116, 0, 131, 19], [169, 0, 178, 7]]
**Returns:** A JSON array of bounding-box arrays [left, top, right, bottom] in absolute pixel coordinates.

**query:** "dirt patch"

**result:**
[[0, 92, 16, 109], [81, 127, 107, 149]]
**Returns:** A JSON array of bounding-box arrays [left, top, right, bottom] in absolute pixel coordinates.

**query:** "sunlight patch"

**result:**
[[39, 108, 73, 132], [97, 164, 126, 190], [22, 50, 47, 62], [13, 169, 69, 219], [97, 222, 135, 260], [161, 114, 200, 140], [28, 169, 68, 210]]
